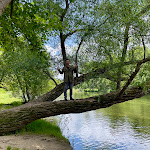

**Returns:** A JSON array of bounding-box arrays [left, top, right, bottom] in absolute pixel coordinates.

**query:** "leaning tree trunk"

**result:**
[[36, 59, 138, 102], [0, 0, 11, 15], [36, 67, 106, 102], [0, 86, 145, 135]]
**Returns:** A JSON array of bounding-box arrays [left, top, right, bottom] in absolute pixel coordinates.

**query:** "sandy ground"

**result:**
[[0, 134, 73, 150]]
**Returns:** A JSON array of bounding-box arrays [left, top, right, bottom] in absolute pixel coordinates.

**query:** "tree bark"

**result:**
[[10, 0, 13, 18], [60, 32, 67, 62], [0, 0, 12, 15], [141, 35, 146, 59], [116, 57, 150, 99], [0, 86, 145, 135]]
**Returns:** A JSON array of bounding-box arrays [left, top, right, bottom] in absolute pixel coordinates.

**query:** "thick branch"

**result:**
[[116, 24, 130, 90], [75, 38, 84, 78], [65, 16, 109, 39], [10, 0, 13, 18], [64, 29, 83, 39], [75, 38, 83, 65], [60, 0, 69, 22], [36, 59, 140, 102], [116, 57, 150, 98], [0, 86, 145, 135], [43, 70, 58, 86], [60, 32, 66, 62], [141, 35, 146, 59]]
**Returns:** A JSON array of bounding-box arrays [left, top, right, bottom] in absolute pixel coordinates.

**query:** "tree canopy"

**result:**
[[0, 0, 150, 102], [1, 0, 150, 135]]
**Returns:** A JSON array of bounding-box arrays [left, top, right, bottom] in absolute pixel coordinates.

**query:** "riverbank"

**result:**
[[0, 119, 73, 150], [0, 87, 72, 150], [0, 119, 72, 150], [0, 134, 72, 150]]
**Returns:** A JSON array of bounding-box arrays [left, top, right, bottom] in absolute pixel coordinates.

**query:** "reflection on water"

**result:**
[[49, 92, 150, 150]]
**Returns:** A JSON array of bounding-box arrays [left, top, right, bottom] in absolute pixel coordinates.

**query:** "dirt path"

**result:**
[[0, 134, 72, 150]]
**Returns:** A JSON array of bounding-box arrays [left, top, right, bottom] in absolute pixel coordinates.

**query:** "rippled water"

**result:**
[[50, 93, 150, 150]]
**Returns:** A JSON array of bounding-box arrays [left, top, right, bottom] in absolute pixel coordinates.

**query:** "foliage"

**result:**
[[0, 0, 60, 102], [2, 47, 51, 101], [76, 77, 116, 94], [1, 0, 150, 99], [0, 88, 21, 104]]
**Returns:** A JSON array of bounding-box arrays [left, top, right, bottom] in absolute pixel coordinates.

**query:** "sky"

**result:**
[[45, 43, 78, 80]]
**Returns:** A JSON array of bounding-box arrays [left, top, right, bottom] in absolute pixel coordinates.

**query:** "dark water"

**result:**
[[51, 92, 150, 150]]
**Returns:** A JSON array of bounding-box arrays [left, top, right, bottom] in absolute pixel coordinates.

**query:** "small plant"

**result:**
[[7, 146, 20, 150], [7, 146, 11, 150]]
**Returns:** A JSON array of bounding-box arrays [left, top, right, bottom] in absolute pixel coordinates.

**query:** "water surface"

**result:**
[[50, 91, 150, 150]]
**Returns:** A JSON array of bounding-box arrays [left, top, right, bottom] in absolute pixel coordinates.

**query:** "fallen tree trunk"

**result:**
[[0, 86, 145, 135]]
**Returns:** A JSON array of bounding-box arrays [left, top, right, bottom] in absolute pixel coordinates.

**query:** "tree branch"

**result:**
[[116, 57, 150, 99], [141, 34, 146, 59], [64, 17, 109, 40], [116, 24, 130, 90], [36, 59, 141, 102], [10, 0, 13, 18], [60, 0, 69, 22], [43, 70, 58, 86], [0, 0, 12, 16], [136, 4, 150, 18], [75, 37, 85, 78]]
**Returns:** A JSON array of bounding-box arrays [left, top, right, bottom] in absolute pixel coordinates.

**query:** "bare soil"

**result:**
[[0, 134, 72, 150]]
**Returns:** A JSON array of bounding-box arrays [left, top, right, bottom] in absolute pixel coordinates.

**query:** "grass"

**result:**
[[0, 101, 23, 110], [15, 119, 68, 141], [7, 146, 26, 150], [7, 146, 22, 150], [0, 89, 22, 104], [6, 120, 68, 150], [84, 88, 99, 92]]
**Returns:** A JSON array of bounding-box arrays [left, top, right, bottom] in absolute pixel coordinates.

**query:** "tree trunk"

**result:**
[[36, 59, 144, 103], [36, 67, 106, 102], [0, 86, 145, 135], [141, 35, 146, 59], [0, 0, 11, 15], [116, 24, 130, 90], [60, 32, 66, 63], [10, 0, 13, 18]]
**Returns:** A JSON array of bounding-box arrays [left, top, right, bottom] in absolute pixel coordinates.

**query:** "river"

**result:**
[[48, 90, 150, 150]]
